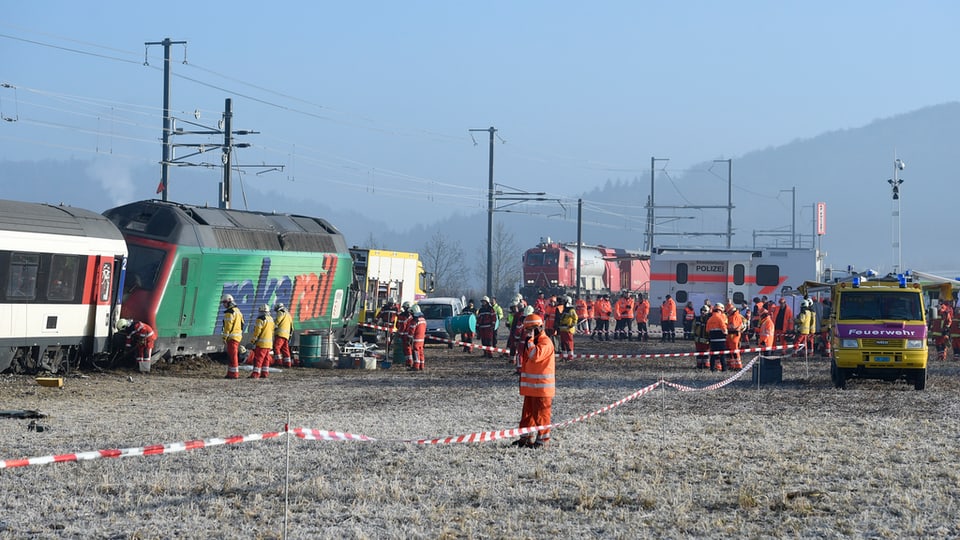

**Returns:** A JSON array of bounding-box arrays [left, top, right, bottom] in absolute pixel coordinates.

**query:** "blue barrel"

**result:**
[[445, 313, 477, 336], [299, 331, 331, 368]]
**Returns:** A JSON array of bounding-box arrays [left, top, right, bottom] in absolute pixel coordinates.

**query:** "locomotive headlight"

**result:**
[[906, 339, 924, 349], [840, 339, 859, 348]]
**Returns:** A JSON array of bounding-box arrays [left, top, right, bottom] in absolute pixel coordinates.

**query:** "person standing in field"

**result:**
[[273, 303, 294, 367], [660, 294, 677, 343], [555, 296, 578, 359], [794, 298, 816, 356], [512, 313, 556, 449], [248, 304, 274, 379], [490, 296, 504, 350], [477, 296, 497, 358], [725, 304, 745, 370], [220, 293, 245, 379], [634, 293, 650, 342], [758, 309, 775, 349], [706, 303, 728, 372], [408, 305, 427, 371]]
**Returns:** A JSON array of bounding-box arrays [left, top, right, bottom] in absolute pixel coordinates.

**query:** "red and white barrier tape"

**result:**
[[0, 431, 284, 469], [2, 350, 788, 467]]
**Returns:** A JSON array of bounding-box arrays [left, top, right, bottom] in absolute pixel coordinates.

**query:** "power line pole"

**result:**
[[169, 98, 282, 208], [470, 126, 497, 295], [145, 37, 187, 202]]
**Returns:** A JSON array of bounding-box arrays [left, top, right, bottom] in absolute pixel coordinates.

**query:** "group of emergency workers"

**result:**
[[218, 294, 294, 379], [374, 298, 427, 370]]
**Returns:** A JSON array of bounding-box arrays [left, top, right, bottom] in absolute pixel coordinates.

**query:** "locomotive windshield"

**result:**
[[125, 245, 166, 293]]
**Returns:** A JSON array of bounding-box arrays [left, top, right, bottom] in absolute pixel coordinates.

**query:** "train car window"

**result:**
[[733, 264, 745, 286], [48, 255, 80, 301], [676, 290, 688, 303], [7, 253, 39, 300], [755, 265, 780, 287], [125, 245, 166, 291], [676, 263, 688, 284], [544, 253, 559, 266], [732, 292, 745, 305]]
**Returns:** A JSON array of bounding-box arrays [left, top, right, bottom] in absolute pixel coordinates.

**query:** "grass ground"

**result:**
[[2, 336, 959, 539]]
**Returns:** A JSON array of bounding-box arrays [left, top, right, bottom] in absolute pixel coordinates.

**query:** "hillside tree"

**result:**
[[421, 231, 469, 297]]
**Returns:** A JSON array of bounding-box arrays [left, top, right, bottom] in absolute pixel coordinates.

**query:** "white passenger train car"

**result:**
[[0, 200, 127, 373], [649, 247, 820, 319]]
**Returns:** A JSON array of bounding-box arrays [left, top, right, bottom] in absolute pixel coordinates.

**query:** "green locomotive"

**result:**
[[103, 200, 359, 361]]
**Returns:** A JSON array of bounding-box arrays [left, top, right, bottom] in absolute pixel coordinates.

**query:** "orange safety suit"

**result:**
[[758, 315, 775, 349], [634, 298, 650, 342], [595, 296, 613, 340], [519, 330, 556, 445], [543, 300, 558, 337], [125, 320, 156, 373], [706, 309, 728, 371], [575, 297, 589, 334], [725, 309, 745, 370], [772, 300, 795, 347], [660, 297, 678, 343], [614, 296, 635, 339], [409, 314, 427, 370]]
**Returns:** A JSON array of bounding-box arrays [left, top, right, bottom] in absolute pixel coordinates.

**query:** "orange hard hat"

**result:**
[[523, 314, 544, 329]]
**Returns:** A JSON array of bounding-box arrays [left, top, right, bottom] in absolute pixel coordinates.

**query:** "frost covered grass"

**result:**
[[2, 340, 959, 539]]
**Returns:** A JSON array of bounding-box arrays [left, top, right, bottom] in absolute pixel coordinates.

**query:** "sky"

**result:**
[[2, 1, 959, 259]]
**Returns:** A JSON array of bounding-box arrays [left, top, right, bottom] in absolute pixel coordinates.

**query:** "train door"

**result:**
[[176, 255, 201, 330], [729, 261, 750, 306]]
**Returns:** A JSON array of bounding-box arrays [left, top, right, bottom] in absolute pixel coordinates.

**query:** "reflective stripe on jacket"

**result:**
[[520, 332, 556, 398], [222, 306, 245, 342]]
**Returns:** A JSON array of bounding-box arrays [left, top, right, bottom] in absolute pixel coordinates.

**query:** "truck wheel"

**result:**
[[830, 359, 846, 389], [913, 368, 926, 391]]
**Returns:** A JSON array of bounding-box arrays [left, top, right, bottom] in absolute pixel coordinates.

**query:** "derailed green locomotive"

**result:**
[[103, 200, 359, 361]]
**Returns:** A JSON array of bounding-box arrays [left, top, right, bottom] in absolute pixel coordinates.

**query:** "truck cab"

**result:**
[[827, 275, 927, 390]]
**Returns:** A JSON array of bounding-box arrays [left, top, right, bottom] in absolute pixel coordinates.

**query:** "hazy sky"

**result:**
[[2, 1, 958, 235]]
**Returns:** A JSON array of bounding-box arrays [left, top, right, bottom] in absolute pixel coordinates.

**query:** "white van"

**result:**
[[415, 297, 465, 346]]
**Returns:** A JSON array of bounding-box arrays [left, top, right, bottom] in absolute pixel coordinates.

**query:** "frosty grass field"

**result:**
[[2, 336, 959, 539]]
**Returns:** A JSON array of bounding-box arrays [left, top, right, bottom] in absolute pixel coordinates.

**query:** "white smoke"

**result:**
[[86, 158, 136, 207]]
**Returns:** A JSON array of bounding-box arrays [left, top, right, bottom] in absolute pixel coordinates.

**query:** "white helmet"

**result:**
[[273, 302, 286, 312], [482, 295, 490, 303], [714, 303, 724, 311], [259, 303, 270, 314], [411, 305, 423, 316], [523, 305, 535, 316], [402, 301, 411, 310], [117, 318, 131, 331], [221, 294, 235, 305]]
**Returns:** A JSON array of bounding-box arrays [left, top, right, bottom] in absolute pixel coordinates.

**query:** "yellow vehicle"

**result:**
[[350, 248, 435, 341], [812, 275, 928, 390]]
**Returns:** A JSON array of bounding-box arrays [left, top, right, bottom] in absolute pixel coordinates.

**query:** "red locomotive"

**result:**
[[520, 238, 649, 300]]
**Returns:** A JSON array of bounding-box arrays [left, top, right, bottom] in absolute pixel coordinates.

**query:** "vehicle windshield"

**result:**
[[837, 291, 923, 321], [420, 304, 453, 319]]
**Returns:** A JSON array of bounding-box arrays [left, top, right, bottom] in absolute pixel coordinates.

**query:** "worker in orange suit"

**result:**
[[725, 304, 745, 370], [682, 301, 696, 340], [706, 303, 728, 371], [660, 294, 677, 343], [575, 295, 589, 335], [634, 294, 650, 342], [408, 305, 427, 371], [511, 313, 555, 449], [758, 309, 775, 349], [772, 297, 795, 348], [543, 296, 558, 337], [594, 294, 613, 341], [118, 318, 156, 373]]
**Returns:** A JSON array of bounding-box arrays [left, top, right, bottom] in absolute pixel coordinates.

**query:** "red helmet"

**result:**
[[523, 314, 544, 329]]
